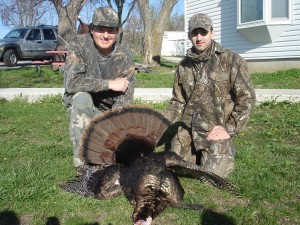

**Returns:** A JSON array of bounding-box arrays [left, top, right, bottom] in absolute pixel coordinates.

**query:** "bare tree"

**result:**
[[0, 0, 50, 27], [51, 0, 87, 50], [76, 0, 136, 44], [104, 0, 136, 44], [122, 8, 143, 54], [136, 0, 178, 65], [166, 12, 184, 31]]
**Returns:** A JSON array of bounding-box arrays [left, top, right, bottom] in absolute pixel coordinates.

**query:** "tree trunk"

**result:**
[[144, 33, 152, 64], [137, 0, 178, 65], [57, 11, 77, 50], [51, 0, 85, 71], [52, 0, 86, 50], [151, 27, 162, 64], [152, 0, 178, 64]]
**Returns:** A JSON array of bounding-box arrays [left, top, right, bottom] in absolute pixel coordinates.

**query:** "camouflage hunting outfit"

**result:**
[[167, 40, 256, 178], [63, 33, 136, 167]]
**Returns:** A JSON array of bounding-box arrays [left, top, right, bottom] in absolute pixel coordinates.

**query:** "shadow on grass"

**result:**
[[201, 209, 236, 225], [0, 209, 236, 225], [160, 61, 177, 69], [46, 217, 102, 225], [46, 217, 60, 225], [81, 223, 100, 225], [0, 211, 103, 225], [0, 210, 20, 225]]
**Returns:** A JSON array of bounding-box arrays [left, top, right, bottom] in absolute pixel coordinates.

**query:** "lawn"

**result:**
[[0, 64, 299, 89], [0, 97, 299, 225], [0, 60, 299, 224]]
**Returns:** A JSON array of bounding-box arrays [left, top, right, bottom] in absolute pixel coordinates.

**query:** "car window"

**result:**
[[5, 29, 28, 38], [43, 29, 56, 40], [27, 29, 41, 40]]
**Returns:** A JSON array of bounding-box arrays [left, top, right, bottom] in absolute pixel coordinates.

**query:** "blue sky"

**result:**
[[0, 0, 184, 38], [0, 26, 11, 38]]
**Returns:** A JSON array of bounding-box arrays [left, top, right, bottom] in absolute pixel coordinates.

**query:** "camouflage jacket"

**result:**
[[167, 40, 256, 148], [63, 33, 136, 110]]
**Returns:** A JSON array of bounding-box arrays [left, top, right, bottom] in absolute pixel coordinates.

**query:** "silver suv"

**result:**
[[0, 25, 58, 67]]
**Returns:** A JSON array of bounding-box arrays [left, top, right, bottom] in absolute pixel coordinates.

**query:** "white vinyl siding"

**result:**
[[185, 0, 300, 60]]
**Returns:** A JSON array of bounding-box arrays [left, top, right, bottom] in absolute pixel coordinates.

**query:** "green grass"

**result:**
[[0, 66, 63, 88], [0, 97, 299, 225], [251, 68, 300, 89], [0, 65, 299, 89]]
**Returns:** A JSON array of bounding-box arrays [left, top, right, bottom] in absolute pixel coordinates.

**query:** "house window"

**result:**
[[241, 0, 263, 23], [238, 0, 291, 25], [237, 0, 292, 43], [272, 0, 289, 19]]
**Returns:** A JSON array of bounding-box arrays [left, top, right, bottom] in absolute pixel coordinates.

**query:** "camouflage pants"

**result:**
[[67, 92, 104, 167], [170, 126, 236, 178]]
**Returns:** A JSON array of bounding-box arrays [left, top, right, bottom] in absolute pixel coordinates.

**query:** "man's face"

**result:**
[[190, 27, 215, 53], [91, 26, 118, 55]]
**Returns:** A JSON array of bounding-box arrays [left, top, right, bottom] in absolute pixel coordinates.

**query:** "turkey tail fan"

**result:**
[[79, 105, 171, 166]]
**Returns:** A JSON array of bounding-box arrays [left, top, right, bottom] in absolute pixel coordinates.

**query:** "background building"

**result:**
[[161, 31, 186, 56]]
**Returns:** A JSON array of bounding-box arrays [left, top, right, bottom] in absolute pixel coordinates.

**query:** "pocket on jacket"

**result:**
[[210, 71, 230, 97]]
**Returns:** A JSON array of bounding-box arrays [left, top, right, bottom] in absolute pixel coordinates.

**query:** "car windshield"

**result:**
[[4, 29, 29, 39]]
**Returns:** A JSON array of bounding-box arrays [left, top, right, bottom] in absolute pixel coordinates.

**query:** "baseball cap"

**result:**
[[92, 7, 118, 27], [188, 13, 213, 33]]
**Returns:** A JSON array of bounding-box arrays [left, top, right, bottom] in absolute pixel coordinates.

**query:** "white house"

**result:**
[[161, 31, 186, 56], [184, 0, 300, 72]]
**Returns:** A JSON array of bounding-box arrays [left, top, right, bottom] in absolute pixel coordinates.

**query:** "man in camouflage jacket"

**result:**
[[63, 7, 136, 168], [166, 13, 256, 178]]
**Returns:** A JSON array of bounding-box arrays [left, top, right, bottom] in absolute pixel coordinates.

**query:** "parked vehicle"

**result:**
[[0, 25, 58, 67]]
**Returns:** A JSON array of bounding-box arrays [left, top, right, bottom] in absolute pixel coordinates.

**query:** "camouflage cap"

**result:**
[[92, 7, 118, 27], [188, 13, 213, 33]]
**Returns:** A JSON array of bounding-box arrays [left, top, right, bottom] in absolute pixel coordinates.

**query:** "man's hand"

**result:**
[[206, 125, 230, 141], [108, 77, 129, 92]]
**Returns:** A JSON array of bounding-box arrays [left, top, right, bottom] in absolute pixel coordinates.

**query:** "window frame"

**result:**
[[237, 0, 292, 28]]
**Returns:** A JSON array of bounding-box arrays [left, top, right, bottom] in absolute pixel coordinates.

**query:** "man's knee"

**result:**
[[170, 127, 197, 163], [68, 92, 95, 118], [72, 92, 93, 108], [201, 139, 236, 178]]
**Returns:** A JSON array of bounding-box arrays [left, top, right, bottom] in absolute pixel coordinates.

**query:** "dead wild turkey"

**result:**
[[60, 105, 235, 225]]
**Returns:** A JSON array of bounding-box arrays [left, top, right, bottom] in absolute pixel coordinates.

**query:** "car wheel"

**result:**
[[3, 49, 18, 67]]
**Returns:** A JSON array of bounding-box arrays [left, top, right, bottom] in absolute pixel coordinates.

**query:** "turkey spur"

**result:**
[[60, 106, 236, 225]]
